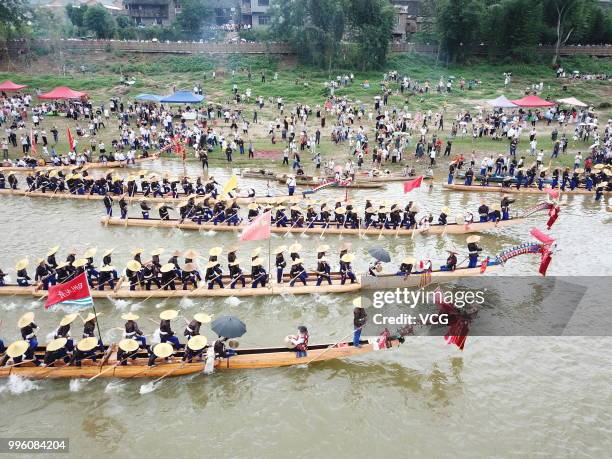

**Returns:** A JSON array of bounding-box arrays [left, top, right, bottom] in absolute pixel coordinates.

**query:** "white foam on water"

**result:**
[[151, 328, 161, 344], [104, 380, 125, 393], [224, 296, 243, 307], [111, 299, 132, 311], [284, 233, 294, 239], [271, 233, 279, 238], [2, 302, 18, 312], [204, 230, 216, 236], [0, 375, 40, 395], [69, 379, 84, 392], [44, 330, 55, 342], [299, 233, 310, 239], [139, 381, 157, 394], [179, 297, 195, 309]]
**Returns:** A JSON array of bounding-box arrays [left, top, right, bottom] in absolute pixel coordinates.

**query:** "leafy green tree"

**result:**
[[542, 0, 583, 65], [65, 4, 88, 29], [175, 0, 212, 37], [84, 5, 115, 39], [436, 0, 484, 63], [345, 0, 395, 69]]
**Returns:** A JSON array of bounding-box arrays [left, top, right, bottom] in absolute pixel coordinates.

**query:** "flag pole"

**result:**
[[86, 277, 104, 346]]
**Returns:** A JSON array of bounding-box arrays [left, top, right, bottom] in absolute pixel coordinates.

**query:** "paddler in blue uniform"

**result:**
[[340, 253, 357, 284], [274, 245, 287, 283], [467, 235, 482, 268], [158, 310, 181, 348], [251, 257, 268, 288], [15, 259, 31, 286], [18, 312, 41, 364], [500, 195, 515, 220]]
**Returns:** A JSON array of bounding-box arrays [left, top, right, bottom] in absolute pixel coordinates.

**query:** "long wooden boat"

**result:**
[[0, 266, 494, 299], [0, 338, 401, 379], [0, 188, 301, 206], [241, 169, 383, 189], [101, 214, 532, 236], [0, 154, 160, 173], [443, 183, 610, 196]]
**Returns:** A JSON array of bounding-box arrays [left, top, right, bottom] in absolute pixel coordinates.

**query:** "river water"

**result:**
[[0, 160, 610, 457]]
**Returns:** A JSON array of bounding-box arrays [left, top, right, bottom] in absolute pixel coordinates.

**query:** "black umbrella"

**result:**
[[368, 246, 391, 263], [211, 315, 247, 339]]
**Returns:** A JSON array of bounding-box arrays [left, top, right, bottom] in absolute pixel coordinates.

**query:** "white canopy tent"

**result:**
[[486, 95, 517, 108], [557, 97, 588, 107]]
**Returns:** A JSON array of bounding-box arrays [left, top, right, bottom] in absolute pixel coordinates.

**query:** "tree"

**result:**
[[84, 5, 115, 39], [346, 0, 395, 69], [66, 4, 88, 29], [0, 0, 29, 31], [175, 0, 212, 37], [543, 0, 582, 65], [436, 0, 484, 63]]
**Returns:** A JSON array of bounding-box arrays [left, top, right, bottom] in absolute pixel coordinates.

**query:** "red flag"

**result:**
[[30, 129, 37, 155], [403, 176, 423, 193], [445, 319, 469, 350], [67, 127, 75, 152], [539, 249, 552, 276], [480, 257, 489, 273], [546, 206, 560, 229], [239, 211, 271, 241], [45, 272, 93, 309], [530, 227, 555, 245]]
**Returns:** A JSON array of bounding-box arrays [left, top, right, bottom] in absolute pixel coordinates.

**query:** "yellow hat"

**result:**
[[73, 258, 87, 268], [77, 337, 98, 352], [47, 337, 68, 352], [84, 247, 97, 258], [152, 342, 174, 358], [184, 249, 199, 259], [273, 245, 286, 255], [251, 257, 263, 266], [47, 245, 60, 257], [100, 265, 114, 272], [467, 235, 481, 243], [126, 260, 142, 272], [341, 254, 355, 263], [159, 309, 178, 320], [183, 263, 196, 272], [187, 335, 208, 351], [316, 245, 329, 252], [291, 258, 303, 265], [206, 261, 219, 269], [247, 203, 258, 210], [289, 243, 302, 252], [403, 256, 416, 265], [6, 340, 29, 358], [103, 248, 115, 256], [194, 313, 212, 324], [352, 297, 363, 308], [60, 313, 79, 327], [160, 263, 175, 273], [15, 259, 29, 271], [151, 247, 165, 256], [209, 247, 223, 257], [118, 338, 139, 352], [121, 312, 139, 321], [251, 247, 262, 257], [335, 207, 347, 214], [131, 248, 144, 256], [84, 312, 102, 322], [17, 312, 35, 328], [441, 207, 451, 215]]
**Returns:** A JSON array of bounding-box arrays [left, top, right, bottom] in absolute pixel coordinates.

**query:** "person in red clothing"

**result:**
[[290, 326, 309, 358]]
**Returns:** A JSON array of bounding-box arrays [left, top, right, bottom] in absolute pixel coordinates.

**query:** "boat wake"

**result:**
[[69, 379, 85, 392], [139, 381, 157, 394], [104, 380, 125, 393], [224, 296, 243, 307], [0, 375, 40, 395]]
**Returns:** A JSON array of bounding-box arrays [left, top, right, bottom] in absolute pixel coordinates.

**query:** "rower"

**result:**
[[368, 260, 383, 276], [18, 312, 40, 364], [290, 205, 304, 227], [275, 205, 288, 227], [42, 338, 69, 367], [397, 256, 415, 276], [47, 245, 60, 269], [184, 313, 211, 341], [0, 268, 5, 287], [364, 206, 376, 228], [288, 326, 309, 358], [84, 247, 98, 284], [119, 194, 128, 219], [159, 310, 181, 348], [2, 340, 29, 367], [15, 259, 31, 286], [35, 258, 55, 290], [228, 257, 246, 289], [441, 250, 458, 271], [595, 181, 607, 201], [438, 206, 450, 225], [101, 248, 118, 280], [500, 195, 515, 220], [82, 312, 103, 347], [251, 257, 268, 288], [103, 191, 113, 217], [160, 263, 178, 290], [71, 337, 99, 367], [125, 260, 142, 291], [148, 342, 174, 367], [478, 200, 489, 222], [274, 245, 287, 283], [132, 248, 144, 265], [140, 201, 152, 219], [122, 312, 147, 349], [158, 203, 173, 220], [116, 338, 140, 366], [488, 203, 501, 222], [289, 243, 302, 262], [141, 262, 159, 290], [97, 265, 116, 290], [316, 256, 332, 286], [290, 258, 308, 286], [151, 248, 164, 270], [247, 203, 260, 220], [467, 235, 482, 269], [464, 167, 474, 186], [340, 253, 357, 284], [353, 298, 367, 348], [183, 335, 208, 363], [168, 250, 182, 272], [54, 313, 79, 352], [205, 261, 224, 289], [181, 263, 201, 290]]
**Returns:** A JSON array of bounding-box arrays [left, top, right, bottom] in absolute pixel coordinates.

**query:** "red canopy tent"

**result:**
[[0, 80, 28, 91], [38, 86, 88, 100], [511, 95, 556, 108]]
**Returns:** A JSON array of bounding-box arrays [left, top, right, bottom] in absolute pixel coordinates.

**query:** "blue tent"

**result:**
[[160, 91, 204, 104], [135, 93, 163, 102]]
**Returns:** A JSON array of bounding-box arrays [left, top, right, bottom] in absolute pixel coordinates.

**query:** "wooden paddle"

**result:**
[[87, 350, 141, 381]]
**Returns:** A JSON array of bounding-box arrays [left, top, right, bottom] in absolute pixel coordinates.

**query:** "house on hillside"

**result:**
[[123, 0, 179, 26]]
